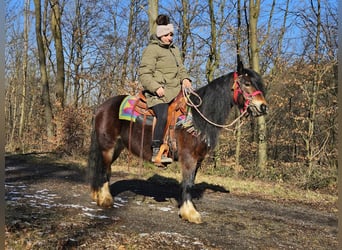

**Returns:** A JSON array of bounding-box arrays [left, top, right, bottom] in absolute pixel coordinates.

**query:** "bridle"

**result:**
[[182, 71, 265, 131], [232, 72, 263, 113]]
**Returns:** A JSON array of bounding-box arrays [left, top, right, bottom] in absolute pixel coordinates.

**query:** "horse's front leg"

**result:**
[[179, 160, 202, 224]]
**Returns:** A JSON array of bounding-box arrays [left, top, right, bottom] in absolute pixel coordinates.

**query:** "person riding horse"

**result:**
[[138, 14, 192, 164]]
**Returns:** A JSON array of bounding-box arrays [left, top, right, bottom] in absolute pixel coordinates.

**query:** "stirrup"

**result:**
[[152, 144, 172, 164], [152, 155, 173, 164]]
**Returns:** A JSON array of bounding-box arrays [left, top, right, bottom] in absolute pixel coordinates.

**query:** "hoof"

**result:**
[[98, 196, 113, 208], [91, 182, 113, 207], [179, 200, 203, 224]]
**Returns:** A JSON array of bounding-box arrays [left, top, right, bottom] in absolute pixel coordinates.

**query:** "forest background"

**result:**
[[5, 0, 338, 194]]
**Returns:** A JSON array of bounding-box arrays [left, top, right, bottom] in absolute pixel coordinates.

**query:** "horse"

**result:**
[[88, 63, 267, 224]]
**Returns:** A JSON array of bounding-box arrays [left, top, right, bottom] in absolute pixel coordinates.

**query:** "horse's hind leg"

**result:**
[[89, 97, 125, 207], [90, 134, 124, 207], [94, 147, 115, 207]]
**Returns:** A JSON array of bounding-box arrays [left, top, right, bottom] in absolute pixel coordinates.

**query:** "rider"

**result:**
[[138, 14, 192, 164]]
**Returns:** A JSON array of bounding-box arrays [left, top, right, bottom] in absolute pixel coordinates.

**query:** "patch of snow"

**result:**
[[158, 206, 172, 212], [83, 212, 109, 219]]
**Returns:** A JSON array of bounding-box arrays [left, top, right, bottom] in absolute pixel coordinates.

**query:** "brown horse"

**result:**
[[88, 64, 267, 224]]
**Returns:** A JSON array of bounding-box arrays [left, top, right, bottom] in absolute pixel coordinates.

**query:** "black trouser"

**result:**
[[151, 103, 169, 147]]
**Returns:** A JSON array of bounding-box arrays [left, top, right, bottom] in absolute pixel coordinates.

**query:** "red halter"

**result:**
[[232, 72, 262, 112]]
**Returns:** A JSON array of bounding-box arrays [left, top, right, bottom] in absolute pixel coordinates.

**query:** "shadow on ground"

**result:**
[[5, 153, 87, 184], [110, 174, 229, 204]]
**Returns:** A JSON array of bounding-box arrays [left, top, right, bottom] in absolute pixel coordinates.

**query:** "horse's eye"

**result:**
[[241, 80, 251, 87]]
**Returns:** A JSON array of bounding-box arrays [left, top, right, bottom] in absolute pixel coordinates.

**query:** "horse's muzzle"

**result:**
[[247, 103, 268, 116]]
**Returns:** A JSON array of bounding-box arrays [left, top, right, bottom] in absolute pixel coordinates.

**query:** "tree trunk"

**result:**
[[120, 0, 135, 86], [235, 115, 242, 170], [50, 0, 65, 108], [249, 0, 267, 172], [34, 0, 54, 139], [9, 87, 18, 147], [234, 0, 242, 170], [206, 0, 222, 167], [205, 0, 219, 83], [271, 0, 289, 74], [306, 0, 321, 175], [148, 0, 158, 35], [249, 0, 260, 73], [19, 0, 30, 145], [180, 0, 189, 61], [73, 0, 80, 107], [70, 0, 83, 108]]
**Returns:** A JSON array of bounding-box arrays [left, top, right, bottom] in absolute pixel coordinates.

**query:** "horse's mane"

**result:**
[[189, 68, 265, 149], [190, 73, 234, 149]]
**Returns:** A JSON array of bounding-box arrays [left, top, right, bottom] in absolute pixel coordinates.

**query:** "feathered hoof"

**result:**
[[91, 182, 113, 208], [179, 200, 203, 224]]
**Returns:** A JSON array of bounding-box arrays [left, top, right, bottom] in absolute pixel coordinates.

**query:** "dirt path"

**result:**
[[5, 154, 338, 249]]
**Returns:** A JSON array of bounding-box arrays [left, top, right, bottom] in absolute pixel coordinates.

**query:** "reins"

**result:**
[[182, 87, 247, 132]]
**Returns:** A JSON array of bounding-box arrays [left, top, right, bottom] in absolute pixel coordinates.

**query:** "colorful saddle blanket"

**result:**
[[118, 95, 140, 122], [119, 92, 188, 128]]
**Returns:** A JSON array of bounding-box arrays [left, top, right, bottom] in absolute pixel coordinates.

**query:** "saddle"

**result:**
[[132, 91, 187, 164], [133, 91, 156, 117], [134, 90, 186, 116]]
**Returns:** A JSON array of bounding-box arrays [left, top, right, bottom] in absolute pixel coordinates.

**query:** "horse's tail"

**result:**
[[88, 117, 105, 195]]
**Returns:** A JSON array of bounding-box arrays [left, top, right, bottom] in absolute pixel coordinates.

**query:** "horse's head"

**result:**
[[232, 62, 268, 116]]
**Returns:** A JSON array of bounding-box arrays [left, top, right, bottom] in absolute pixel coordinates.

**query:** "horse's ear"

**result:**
[[237, 61, 244, 75]]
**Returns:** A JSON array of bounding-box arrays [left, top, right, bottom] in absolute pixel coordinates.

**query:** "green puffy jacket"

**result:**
[[138, 35, 191, 107]]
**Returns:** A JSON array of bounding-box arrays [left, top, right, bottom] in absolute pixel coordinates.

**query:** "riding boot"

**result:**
[[151, 140, 172, 164]]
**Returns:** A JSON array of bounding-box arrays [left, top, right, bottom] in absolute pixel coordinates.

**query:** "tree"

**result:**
[[180, 0, 190, 61], [303, 0, 322, 175], [50, 0, 65, 108], [33, 0, 54, 139], [120, 0, 136, 87], [148, 0, 158, 35], [234, 0, 243, 169], [69, 0, 83, 108], [249, 0, 267, 172], [271, 0, 289, 74], [205, 0, 219, 82], [19, 0, 30, 142]]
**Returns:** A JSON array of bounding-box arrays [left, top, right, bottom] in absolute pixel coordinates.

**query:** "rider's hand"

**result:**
[[155, 87, 165, 97], [182, 78, 192, 89]]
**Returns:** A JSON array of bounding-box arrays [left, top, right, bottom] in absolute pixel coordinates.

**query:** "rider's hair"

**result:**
[[156, 14, 170, 25]]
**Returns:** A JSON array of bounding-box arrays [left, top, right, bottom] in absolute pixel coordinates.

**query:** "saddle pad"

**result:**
[[119, 95, 140, 122]]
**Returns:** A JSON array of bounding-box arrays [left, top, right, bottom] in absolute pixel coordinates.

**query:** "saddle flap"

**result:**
[[134, 91, 155, 116]]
